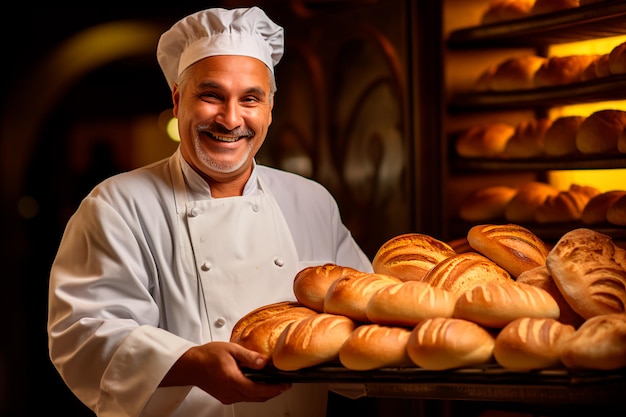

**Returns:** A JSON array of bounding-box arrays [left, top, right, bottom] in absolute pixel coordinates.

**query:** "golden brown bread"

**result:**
[[534, 184, 600, 223], [546, 228, 626, 319], [230, 301, 318, 357], [504, 181, 560, 223], [502, 118, 553, 158], [272, 313, 356, 371], [467, 223, 550, 278], [534, 55, 599, 88], [372, 233, 456, 281], [560, 313, 626, 371], [459, 186, 518, 222], [530, 0, 579, 15], [453, 281, 560, 328], [323, 273, 402, 322], [481, 0, 535, 25], [494, 317, 575, 370], [517, 265, 585, 327], [581, 54, 611, 81], [607, 193, 626, 226], [338, 324, 413, 371], [421, 252, 514, 296], [582, 190, 626, 225], [293, 263, 365, 312], [576, 109, 626, 154], [455, 123, 515, 158], [406, 317, 495, 370], [543, 115, 585, 156], [482, 55, 547, 91], [365, 280, 457, 327], [608, 41, 626, 75]]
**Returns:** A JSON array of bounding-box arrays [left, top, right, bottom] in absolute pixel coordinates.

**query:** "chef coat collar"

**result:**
[[177, 150, 261, 200]]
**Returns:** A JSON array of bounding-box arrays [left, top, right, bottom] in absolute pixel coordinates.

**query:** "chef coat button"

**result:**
[[189, 207, 200, 217], [215, 317, 226, 327], [251, 203, 259, 212], [201, 261, 212, 271], [274, 257, 285, 267]]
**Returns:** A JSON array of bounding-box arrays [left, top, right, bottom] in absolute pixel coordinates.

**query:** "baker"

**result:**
[[47, 6, 373, 417]]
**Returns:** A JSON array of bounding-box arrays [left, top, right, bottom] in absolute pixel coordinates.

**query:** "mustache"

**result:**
[[196, 123, 255, 138]]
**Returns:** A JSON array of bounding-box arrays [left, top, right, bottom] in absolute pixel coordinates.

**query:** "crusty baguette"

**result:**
[[546, 228, 626, 319], [339, 324, 413, 371], [467, 223, 550, 278], [293, 263, 365, 312], [406, 317, 495, 370], [494, 317, 575, 370], [365, 280, 457, 327], [272, 313, 356, 371], [372, 233, 456, 281], [421, 252, 514, 296], [454, 281, 560, 328]]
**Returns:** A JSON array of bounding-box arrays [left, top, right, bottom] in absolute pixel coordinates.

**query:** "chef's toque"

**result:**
[[156, 7, 284, 90]]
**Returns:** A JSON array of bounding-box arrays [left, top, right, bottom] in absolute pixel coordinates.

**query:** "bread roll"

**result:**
[[502, 118, 553, 158], [608, 41, 626, 75], [422, 252, 513, 296], [459, 186, 517, 221], [406, 317, 495, 370], [230, 301, 318, 356], [543, 115, 585, 156], [546, 228, 626, 319], [607, 193, 626, 226], [481, 0, 535, 25], [372, 233, 456, 281], [534, 55, 599, 88], [293, 263, 365, 312], [454, 281, 560, 328], [455, 123, 515, 158], [581, 54, 611, 81], [324, 272, 401, 322], [272, 313, 356, 371], [576, 109, 626, 154], [560, 313, 626, 371], [504, 181, 560, 223], [339, 324, 413, 370], [484, 55, 547, 91], [582, 190, 626, 225], [531, 0, 579, 15], [535, 184, 600, 223], [517, 265, 585, 328], [365, 281, 457, 327], [467, 223, 550, 278], [494, 317, 575, 370]]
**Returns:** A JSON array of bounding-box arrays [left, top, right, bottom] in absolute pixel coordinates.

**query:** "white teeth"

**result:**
[[212, 133, 238, 142]]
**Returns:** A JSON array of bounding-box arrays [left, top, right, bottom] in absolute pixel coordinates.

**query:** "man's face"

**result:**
[[173, 55, 273, 184]]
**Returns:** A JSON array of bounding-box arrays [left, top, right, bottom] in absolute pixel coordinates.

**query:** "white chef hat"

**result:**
[[156, 7, 284, 90]]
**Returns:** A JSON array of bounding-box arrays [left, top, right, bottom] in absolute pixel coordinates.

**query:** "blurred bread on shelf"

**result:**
[[531, 0, 579, 16], [455, 123, 515, 158], [576, 109, 626, 154], [543, 115, 585, 156], [475, 55, 546, 91], [581, 190, 626, 225], [502, 117, 553, 158], [459, 186, 518, 222], [534, 55, 599, 88], [504, 181, 559, 223], [608, 41, 626, 75], [480, 0, 535, 25]]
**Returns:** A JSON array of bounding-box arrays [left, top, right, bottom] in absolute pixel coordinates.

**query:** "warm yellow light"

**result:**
[[549, 169, 626, 193], [167, 118, 180, 142]]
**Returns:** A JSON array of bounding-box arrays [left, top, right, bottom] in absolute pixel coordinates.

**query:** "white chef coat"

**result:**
[[47, 147, 373, 417]]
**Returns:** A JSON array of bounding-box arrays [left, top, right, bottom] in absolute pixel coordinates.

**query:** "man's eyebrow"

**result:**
[[196, 81, 267, 99]]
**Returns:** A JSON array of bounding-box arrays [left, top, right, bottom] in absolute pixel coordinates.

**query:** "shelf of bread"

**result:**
[[447, 0, 626, 49]]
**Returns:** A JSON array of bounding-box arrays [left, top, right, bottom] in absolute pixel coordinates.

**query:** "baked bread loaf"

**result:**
[[517, 265, 585, 327], [421, 252, 513, 296], [230, 301, 318, 357], [502, 118, 553, 158], [459, 186, 517, 221], [467, 223, 550, 278], [560, 313, 626, 371], [531, 0, 579, 15], [453, 281, 560, 328], [494, 317, 575, 370], [324, 272, 402, 322], [272, 313, 356, 371], [607, 193, 626, 226], [406, 317, 495, 370], [581, 54, 610, 81], [608, 41, 626, 75], [504, 181, 559, 223], [482, 55, 547, 91], [455, 123, 515, 158], [534, 55, 599, 88], [546, 228, 626, 319], [481, 0, 535, 25], [576, 109, 626, 154], [293, 263, 365, 312], [339, 324, 413, 370], [365, 280, 457, 327], [582, 190, 626, 225], [543, 115, 585, 156], [534, 184, 600, 223], [372, 233, 456, 281]]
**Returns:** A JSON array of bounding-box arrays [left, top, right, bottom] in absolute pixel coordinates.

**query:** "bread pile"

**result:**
[[458, 181, 626, 226], [480, 0, 582, 25], [455, 109, 626, 159], [231, 225, 626, 373]]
